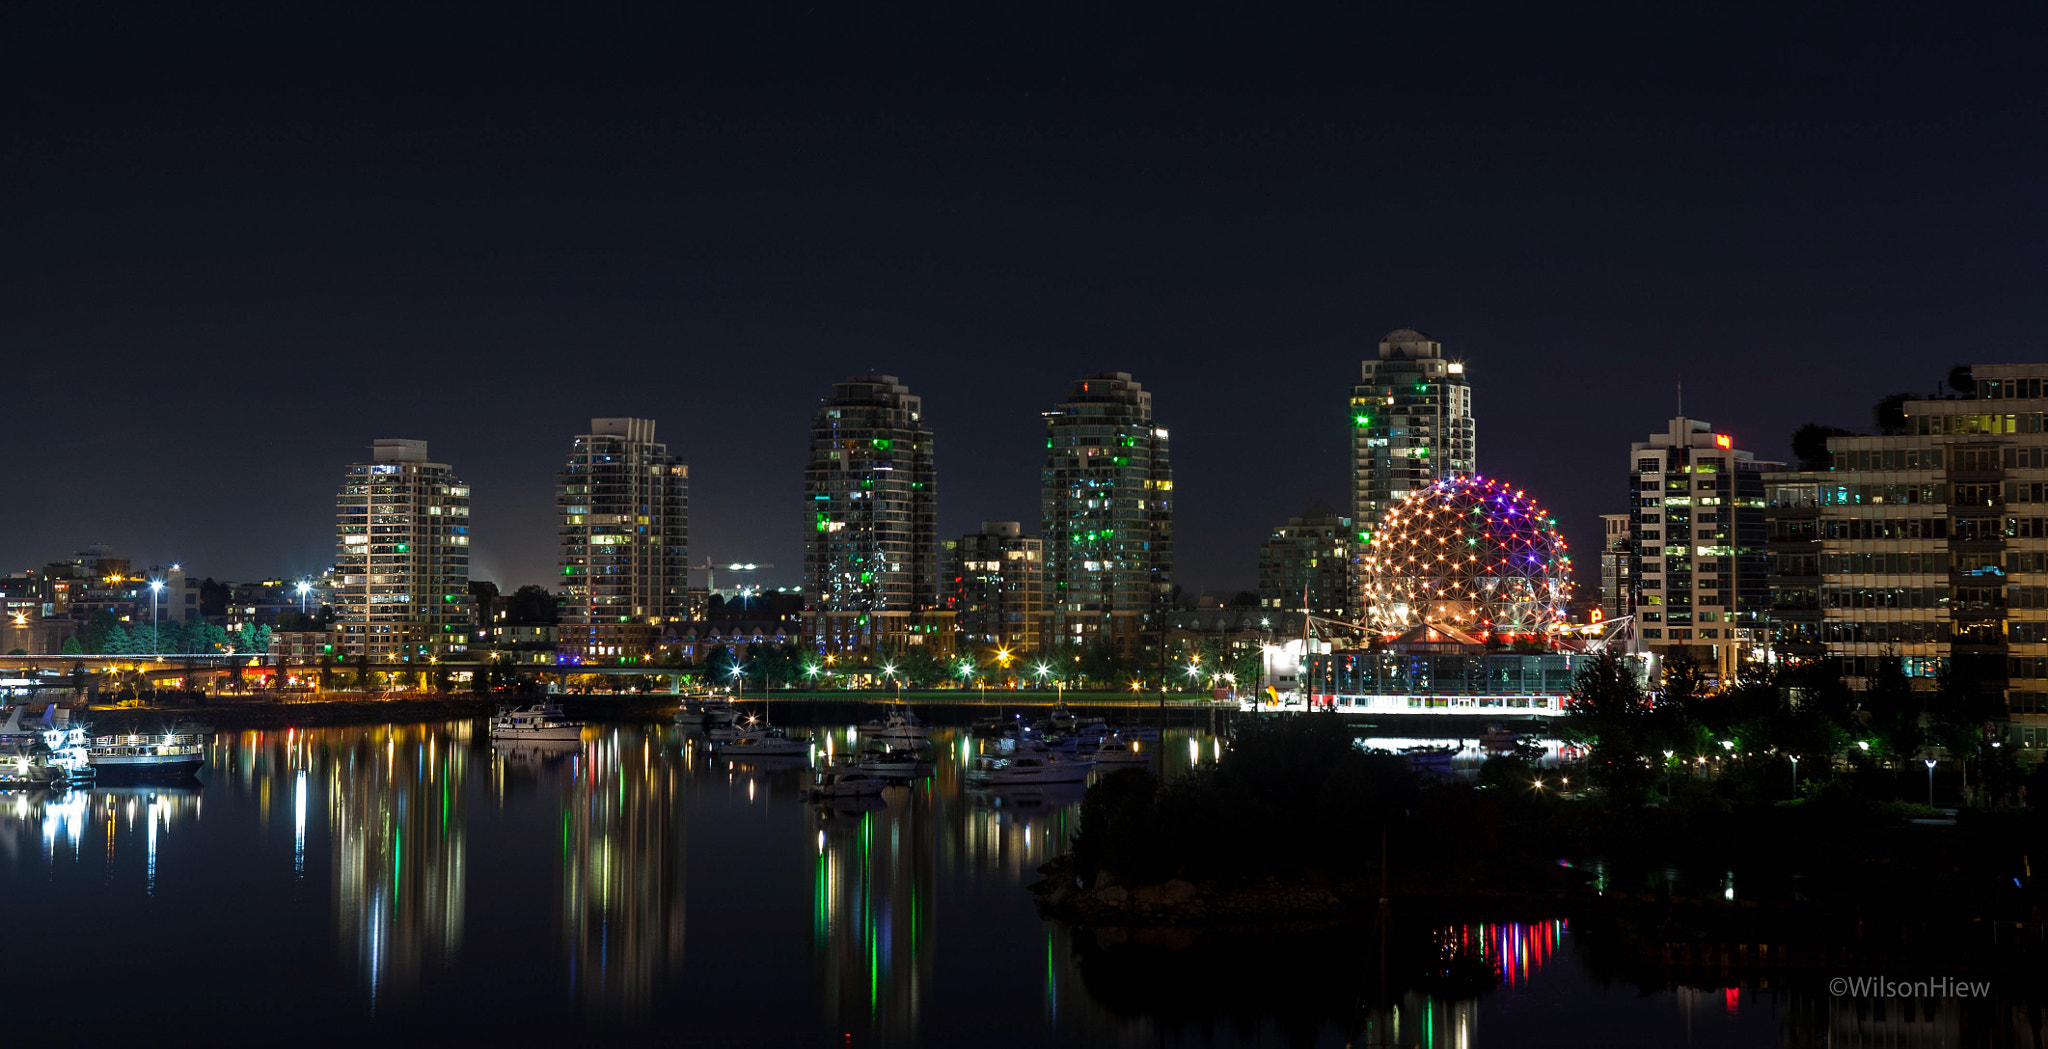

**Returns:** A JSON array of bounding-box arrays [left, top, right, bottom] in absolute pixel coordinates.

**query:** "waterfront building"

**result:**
[[802, 376, 943, 654], [1256, 501, 1357, 621], [556, 417, 690, 663], [1762, 365, 2048, 749], [1040, 372, 1174, 657], [1599, 512, 1633, 622], [333, 438, 471, 660], [950, 521, 1043, 657], [1351, 328, 1475, 546], [1626, 417, 1774, 678]]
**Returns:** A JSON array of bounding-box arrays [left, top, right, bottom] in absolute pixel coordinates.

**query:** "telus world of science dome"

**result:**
[[1362, 475, 1572, 639]]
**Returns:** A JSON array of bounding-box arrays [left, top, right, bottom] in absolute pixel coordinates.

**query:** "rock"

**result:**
[[1097, 886, 1128, 904], [1163, 879, 1198, 903], [1132, 884, 1172, 907], [1094, 870, 1121, 891]]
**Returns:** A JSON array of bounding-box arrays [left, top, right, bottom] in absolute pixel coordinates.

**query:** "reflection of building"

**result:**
[[334, 439, 473, 660], [813, 792, 934, 1043], [557, 730, 686, 1015], [557, 418, 690, 663], [1041, 372, 1174, 656], [804, 376, 941, 654], [330, 728, 467, 1010], [950, 522, 1043, 656]]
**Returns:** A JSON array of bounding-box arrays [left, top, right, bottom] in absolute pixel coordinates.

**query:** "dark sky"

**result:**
[[5, 2, 2044, 595]]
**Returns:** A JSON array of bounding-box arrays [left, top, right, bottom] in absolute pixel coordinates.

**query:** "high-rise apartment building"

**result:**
[[803, 376, 942, 653], [1041, 372, 1173, 655], [557, 417, 689, 663], [1351, 328, 1475, 544], [1257, 501, 1356, 620], [1762, 365, 2048, 749], [1599, 512, 1634, 622], [334, 439, 471, 660], [950, 521, 1043, 657], [1627, 418, 1774, 677]]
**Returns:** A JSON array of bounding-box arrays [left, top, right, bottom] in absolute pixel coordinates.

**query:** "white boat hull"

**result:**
[[491, 725, 583, 741]]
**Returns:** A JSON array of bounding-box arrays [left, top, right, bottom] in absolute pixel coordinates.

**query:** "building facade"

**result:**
[[334, 439, 472, 660], [1351, 328, 1475, 545], [556, 417, 690, 663], [1627, 417, 1774, 678], [802, 376, 941, 654], [1599, 512, 1634, 622], [1041, 372, 1174, 655], [1762, 365, 2048, 749], [950, 521, 1043, 657], [1257, 501, 1357, 621]]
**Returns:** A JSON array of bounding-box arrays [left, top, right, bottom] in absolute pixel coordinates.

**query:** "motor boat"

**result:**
[[857, 709, 929, 746], [967, 750, 1093, 786], [1091, 734, 1149, 767], [674, 693, 733, 726], [808, 765, 886, 798], [88, 732, 205, 780], [489, 703, 584, 741], [0, 706, 96, 787], [858, 745, 929, 778], [718, 728, 811, 759], [1109, 724, 1161, 744], [1480, 724, 1522, 751], [1045, 702, 1078, 731]]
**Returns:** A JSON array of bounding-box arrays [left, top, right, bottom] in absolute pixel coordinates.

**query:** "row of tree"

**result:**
[[64, 611, 272, 658]]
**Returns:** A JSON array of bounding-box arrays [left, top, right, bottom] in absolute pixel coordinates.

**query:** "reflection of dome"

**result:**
[[1363, 476, 1571, 637]]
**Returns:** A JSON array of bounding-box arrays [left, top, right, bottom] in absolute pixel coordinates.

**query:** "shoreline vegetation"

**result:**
[[1028, 664, 2048, 976]]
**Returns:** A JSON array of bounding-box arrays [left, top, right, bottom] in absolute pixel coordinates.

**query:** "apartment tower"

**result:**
[[950, 521, 1044, 657], [803, 376, 942, 653], [334, 439, 471, 660], [557, 417, 690, 663], [1041, 372, 1174, 656]]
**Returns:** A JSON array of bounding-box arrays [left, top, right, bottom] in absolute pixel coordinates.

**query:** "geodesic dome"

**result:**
[[1363, 476, 1572, 637]]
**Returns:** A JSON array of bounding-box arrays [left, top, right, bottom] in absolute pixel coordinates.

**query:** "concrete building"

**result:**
[[803, 376, 942, 654], [1599, 512, 1634, 622], [556, 417, 690, 664], [1762, 365, 2048, 750], [950, 521, 1043, 657], [333, 439, 472, 660], [1041, 372, 1174, 656], [1627, 417, 1775, 678], [1351, 328, 1475, 545], [1257, 501, 1357, 621]]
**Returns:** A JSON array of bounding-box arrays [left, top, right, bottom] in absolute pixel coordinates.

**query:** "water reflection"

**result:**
[[330, 725, 467, 1012]]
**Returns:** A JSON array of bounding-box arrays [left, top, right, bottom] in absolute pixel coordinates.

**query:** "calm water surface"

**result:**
[[5, 718, 1814, 1046]]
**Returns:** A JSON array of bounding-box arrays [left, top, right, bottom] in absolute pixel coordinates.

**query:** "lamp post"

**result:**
[[148, 579, 165, 657], [1789, 754, 1800, 798], [1924, 757, 1937, 807], [295, 580, 312, 616]]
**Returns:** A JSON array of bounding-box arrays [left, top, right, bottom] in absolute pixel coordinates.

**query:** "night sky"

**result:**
[[6, 3, 2044, 596]]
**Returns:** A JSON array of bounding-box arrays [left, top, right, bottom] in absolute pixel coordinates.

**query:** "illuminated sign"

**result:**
[[1714, 434, 1732, 449]]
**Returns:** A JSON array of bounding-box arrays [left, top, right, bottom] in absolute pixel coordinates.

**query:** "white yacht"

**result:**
[[488, 703, 584, 742], [88, 733, 205, 779], [808, 765, 886, 798], [967, 750, 1094, 786], [0, 706, 96, 787], [718, 728, 810, 759], [858, 709, 929, 746], [1091, 734, 1149, 767], [857, 745, 929, 778]]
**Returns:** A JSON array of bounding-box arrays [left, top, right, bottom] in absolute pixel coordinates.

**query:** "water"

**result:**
[[0, 718, 1974, 1046]]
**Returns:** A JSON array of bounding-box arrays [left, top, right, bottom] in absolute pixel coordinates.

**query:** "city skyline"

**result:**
[[9, 7, 2037, 601]]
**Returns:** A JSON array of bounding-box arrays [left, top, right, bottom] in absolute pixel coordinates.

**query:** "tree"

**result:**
[[1562, 650, 1659, 799], [59, 637, 83, 656], [1790, 422, 1857, 470], [1946, 364, 1974, 397], [505, 585, 558, 625], [1873, 392, 1915, 436], [1862, 656, 1924, 762]]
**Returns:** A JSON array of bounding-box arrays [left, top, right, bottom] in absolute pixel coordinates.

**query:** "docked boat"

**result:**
[[674, 694, 733, 726], [1402, 743, 1460, 771], [718, 728, 810, 759], [488, 703, 584, 742], [807, 765, 886, 798], [857, 745, 930, 778], [0, 706, 96, 788], [1092, 734, 1149, 767], [1109, 723, 1161, 744], [88, 733, 205, 780], [967, 750, 1094, 786], [857, 709, 930, 746], [1045, 702, 1078, 731], [1480, 724, 1521, 751]]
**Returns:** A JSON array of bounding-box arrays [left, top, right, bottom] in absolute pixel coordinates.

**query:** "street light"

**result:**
[[729, 663, 747, 705], [1924, 757, 1937, 807], [1788, 754, 1800, 797], [295, 580, 312, 615], [148, 580, 165, 657]]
